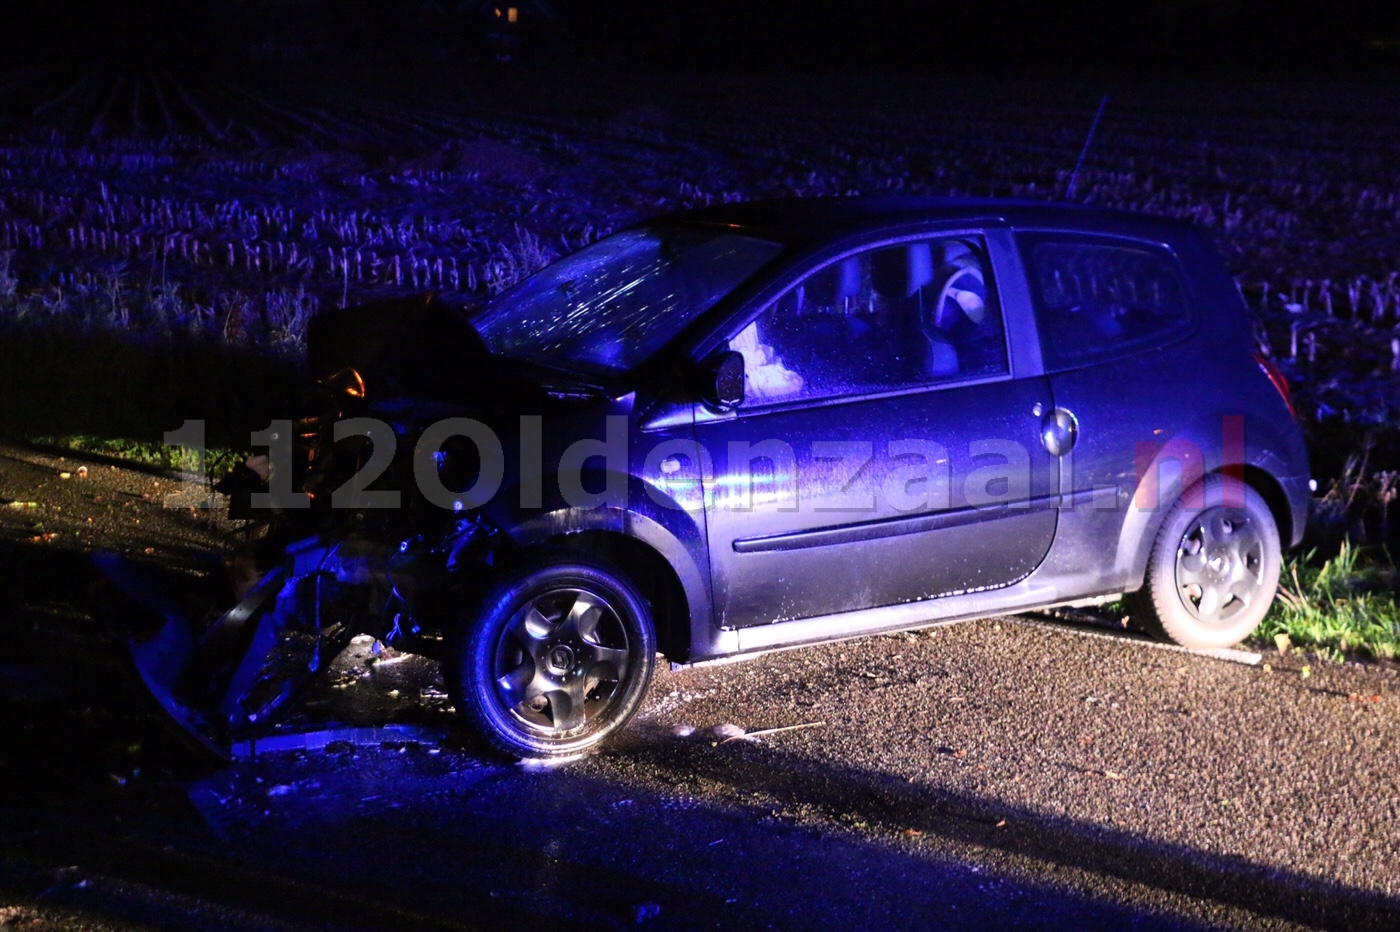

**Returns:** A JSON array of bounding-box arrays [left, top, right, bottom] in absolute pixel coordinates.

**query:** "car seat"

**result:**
[[919, 254, 990, 379], [869, 244, 959, 381]]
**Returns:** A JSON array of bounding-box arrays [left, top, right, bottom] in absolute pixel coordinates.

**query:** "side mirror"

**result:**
[[701, 350, 745, 411]]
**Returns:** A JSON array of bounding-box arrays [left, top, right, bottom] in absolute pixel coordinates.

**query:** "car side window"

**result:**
[[1022, 237, 1193, 371], [729, 238, 1008, 404]]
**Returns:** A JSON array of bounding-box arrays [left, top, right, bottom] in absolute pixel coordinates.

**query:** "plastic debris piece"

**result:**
[[718, 721, 826, 745], [231, 724, 449, 759]]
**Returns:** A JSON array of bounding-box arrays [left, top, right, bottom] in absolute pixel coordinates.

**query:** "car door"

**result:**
[[1016, 232, 1204, 590], [694, 231, 1059, 629]]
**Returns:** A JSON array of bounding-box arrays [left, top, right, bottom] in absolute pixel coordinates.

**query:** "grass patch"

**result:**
[[34, 434, 244, 479], [1255, 541, 1400, 662]]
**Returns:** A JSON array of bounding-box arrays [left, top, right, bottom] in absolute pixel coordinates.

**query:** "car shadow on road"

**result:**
[[610, 732, 1400, 931]]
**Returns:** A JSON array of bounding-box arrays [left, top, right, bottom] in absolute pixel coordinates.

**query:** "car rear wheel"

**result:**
[[1133, 475, 1281, 649], [452, 551, 656, 760]]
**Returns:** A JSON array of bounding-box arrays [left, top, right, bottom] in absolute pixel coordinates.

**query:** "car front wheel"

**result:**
[[1133, 475, 1281, 649], [452, 551, 656, 759]]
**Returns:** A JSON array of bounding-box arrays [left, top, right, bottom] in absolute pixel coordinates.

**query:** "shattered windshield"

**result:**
[[473, 228, 783, 374]]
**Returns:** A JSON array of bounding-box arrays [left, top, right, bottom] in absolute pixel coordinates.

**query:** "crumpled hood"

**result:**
[[306, 293, 605, 407]]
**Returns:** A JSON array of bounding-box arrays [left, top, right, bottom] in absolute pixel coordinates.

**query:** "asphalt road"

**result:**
[[0, 441, 1397, 930]]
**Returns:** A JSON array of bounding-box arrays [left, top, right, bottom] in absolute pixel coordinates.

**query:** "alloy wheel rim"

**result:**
[[1174, 507, 1265, 627], [491, 587, 632, 737]]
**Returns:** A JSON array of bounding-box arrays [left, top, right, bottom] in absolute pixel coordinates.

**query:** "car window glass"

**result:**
[[1024, 238, 1192, 370], [730, 238, 1008, 404], [474, 228, 782, 375]]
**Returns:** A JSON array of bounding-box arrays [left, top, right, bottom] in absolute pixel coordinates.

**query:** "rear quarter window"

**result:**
[[1019, 236, 1194, 371]]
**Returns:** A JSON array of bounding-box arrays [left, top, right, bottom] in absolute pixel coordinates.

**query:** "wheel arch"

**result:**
[[479, 474, 714, 664], [1118, 456, 1295, 592], [538, 529, 693, 663], [1237, 464, 1294, 548]]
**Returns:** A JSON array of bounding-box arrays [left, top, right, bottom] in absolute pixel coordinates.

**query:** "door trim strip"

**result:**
[[732, 495, 1060, 553]]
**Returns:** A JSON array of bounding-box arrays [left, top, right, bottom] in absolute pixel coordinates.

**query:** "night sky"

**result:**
[[2, 0, 1397, 79]]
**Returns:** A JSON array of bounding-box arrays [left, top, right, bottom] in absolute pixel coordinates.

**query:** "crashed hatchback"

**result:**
[[117, 197, 1310, 760]]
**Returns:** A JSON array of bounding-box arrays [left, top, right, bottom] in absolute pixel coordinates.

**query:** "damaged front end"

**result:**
[[111, 524, 495, 758], [104, 295, 510, 757]]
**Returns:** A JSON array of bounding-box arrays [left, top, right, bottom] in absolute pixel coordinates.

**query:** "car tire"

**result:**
[[1132, 475, 1281, 649], [451, 550, 656, 760]]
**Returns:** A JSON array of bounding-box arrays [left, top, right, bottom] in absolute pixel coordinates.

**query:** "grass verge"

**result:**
[[33, 434, 244, 480], [1255, 541, 1400, 662]]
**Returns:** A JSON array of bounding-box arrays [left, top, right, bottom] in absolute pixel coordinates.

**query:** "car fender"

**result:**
[[481, 472, 713, 658], [1116, 414, 1305, 585]]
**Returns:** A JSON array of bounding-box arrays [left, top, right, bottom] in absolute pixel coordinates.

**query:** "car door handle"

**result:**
[[1040, 407, 1078, 457]]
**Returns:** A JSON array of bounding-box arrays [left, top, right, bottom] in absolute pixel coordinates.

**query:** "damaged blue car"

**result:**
[[112, 197, 1310, 760]]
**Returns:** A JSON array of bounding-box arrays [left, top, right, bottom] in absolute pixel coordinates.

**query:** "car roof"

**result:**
[[660, 196, 1201, 248]]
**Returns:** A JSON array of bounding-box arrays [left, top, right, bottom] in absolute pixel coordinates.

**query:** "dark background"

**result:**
[[3, 0, 1398, 79]]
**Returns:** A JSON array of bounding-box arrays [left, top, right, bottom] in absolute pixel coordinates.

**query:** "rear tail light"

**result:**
[[1254, 353, 1297, 420]]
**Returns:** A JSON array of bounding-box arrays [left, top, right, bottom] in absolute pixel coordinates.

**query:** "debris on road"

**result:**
[[717, 721, 826, 745], [231, 724, 448, 759]]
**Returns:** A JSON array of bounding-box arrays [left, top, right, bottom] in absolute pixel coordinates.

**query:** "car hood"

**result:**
[[305, 293, 607, 406]]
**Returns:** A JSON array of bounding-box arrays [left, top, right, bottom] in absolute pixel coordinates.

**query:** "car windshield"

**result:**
[[472, 227, 783, 375]]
